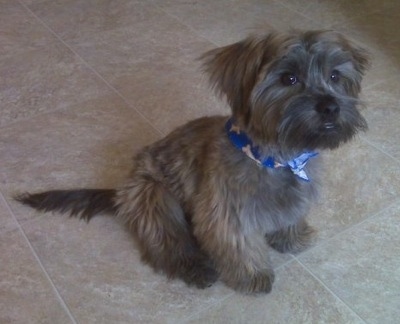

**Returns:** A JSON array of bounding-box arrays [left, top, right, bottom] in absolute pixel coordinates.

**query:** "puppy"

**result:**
[[16, 30, 369, 293]]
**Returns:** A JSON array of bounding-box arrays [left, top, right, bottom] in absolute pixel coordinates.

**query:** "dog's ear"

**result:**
[[349, 44, 370, 76], [336, 33, 370, 76], [201, 36, 275, 124]]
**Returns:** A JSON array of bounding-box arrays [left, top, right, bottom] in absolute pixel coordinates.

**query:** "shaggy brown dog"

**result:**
[[17, 30, 369, 293]]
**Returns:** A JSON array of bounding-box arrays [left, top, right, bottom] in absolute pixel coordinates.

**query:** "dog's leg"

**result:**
[[221, 235, 275, 293], [266, 219, 316, 254], [194, 204, 275, 293], [115, 175, 218, 288]]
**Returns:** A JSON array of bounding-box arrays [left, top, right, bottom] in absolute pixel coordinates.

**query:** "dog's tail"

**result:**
[[15, 189, 117, 222]]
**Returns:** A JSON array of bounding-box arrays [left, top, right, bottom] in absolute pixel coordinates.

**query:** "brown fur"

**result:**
[[16, 30, 369, 293]]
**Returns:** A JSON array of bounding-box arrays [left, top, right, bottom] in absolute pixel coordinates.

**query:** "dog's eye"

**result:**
[[330, 70, 340, 82], [281, 74, 298, 86]]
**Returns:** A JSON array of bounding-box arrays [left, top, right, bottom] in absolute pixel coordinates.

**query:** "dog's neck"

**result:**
[[225, 118, 318, 181]]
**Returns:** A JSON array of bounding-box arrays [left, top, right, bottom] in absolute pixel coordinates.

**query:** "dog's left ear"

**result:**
[[201, 36, 276, 125], [341, 35, 370, 76]]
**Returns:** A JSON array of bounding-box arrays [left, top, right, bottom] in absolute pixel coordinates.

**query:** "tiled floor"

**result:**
[[1, 0, 399, 323]]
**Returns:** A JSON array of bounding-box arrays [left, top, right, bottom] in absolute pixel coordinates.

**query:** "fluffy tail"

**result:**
[[15, 189, 117, 222]]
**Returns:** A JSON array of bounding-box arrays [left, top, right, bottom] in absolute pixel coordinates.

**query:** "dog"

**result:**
[[16, 30, 369, 294]]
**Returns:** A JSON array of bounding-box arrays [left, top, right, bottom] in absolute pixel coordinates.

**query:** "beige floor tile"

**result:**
[[116, 69, 227, 134], [0, 1, 58, 56], [31, 0, 214, 77], [0, 42, 114, 127], [0, 228, 73, 323], [186, 261, 363, 324], [361, 52, 399, 90], [362, 77, 400, 160], [65, 24, 213, 94], [29, 1, 224, 133], [0, 192, 18, 233], [0, 94, 159, 222], [307, 138, 400, 240], [299, 202, 400, 323], [280, 0, 382, 26], [44, 14, 226, 132], [21, 213, 232, 323], [155, 0, 320, 46], [23, 0, 156, 41]]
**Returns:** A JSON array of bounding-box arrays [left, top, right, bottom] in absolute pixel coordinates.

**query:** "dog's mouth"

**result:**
[[321, 122, 338, 131], [323, 122, 335, 129]]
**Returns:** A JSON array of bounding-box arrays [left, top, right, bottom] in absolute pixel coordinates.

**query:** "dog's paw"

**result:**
[[182, 261, 219, 289], [248, 271, 275, 293], [192, 267, 219, 289], [229, 269, 275, 294], [267, 221, 316, 254]]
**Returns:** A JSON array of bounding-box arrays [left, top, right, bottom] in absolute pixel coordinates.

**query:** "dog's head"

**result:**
[[201, 30, 369, 151]]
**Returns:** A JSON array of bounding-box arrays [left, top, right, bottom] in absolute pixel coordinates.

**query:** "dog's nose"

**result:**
[[315, 99, 340, 117]]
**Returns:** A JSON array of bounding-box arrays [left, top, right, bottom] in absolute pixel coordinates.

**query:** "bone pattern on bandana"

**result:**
[[225, 118, 318, 181]]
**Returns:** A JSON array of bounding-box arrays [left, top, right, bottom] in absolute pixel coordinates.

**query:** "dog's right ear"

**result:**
[[200, 36, 275, 125]]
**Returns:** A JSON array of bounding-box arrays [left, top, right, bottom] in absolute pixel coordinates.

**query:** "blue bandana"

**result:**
[[225, 118, 318, 181]]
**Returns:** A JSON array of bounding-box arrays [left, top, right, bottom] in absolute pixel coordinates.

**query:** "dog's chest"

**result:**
[[238, 168, 317, 232]]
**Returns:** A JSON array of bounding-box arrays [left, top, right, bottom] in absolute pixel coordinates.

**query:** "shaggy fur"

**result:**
[[16, 30, 369, 293]]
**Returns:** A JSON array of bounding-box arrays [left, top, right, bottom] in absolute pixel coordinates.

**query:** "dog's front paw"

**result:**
[[228, 269, 275, 294], [267, 221, 316, 254], [181, 259, 219, 289], [191, 266, 219, 289], [248, 271, 275, 293]]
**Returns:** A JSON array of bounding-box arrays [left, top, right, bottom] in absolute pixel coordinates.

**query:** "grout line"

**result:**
[[274, 255, 296, 271], [150, 2, 220, 47], [360, 135, 400, 165], [363, 74, 397, 91], [299, 198, 400, 260], [152, 0, 315, 45], [270, 0, 327, 26], [16, 0, 166, 137], [179, 255, 296, 323], [271, 0, 384, 30], [0, 190, 20, 234], [180, 292, 236, 323], [0, 190, 78, 324], [180, 291, 235, 323], [295, 259, 367, 323]]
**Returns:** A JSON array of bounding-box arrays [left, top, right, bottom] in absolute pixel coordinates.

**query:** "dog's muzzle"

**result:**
[[315, 96, 340, 131]]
